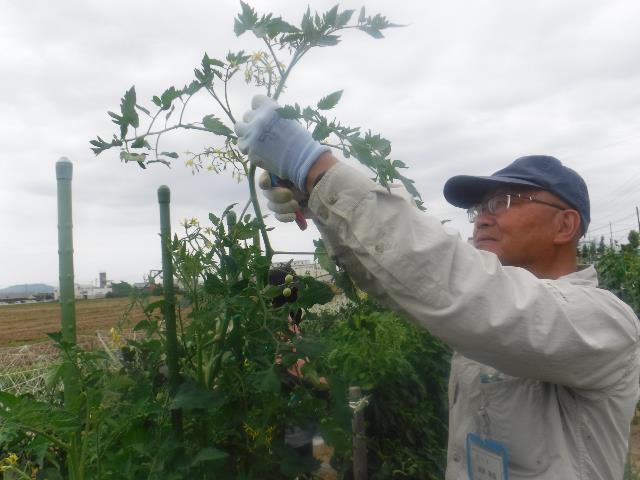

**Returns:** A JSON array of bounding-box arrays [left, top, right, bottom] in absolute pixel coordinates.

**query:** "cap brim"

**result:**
[[443, 175, 543, 208]]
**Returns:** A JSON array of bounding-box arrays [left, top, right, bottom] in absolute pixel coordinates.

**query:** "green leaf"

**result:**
[[226, 50, 251, 67], [277, 105, 301, 119], [120, 151, 147, 164], [398, 173, 422, 200], [295, 276, 334, 308], [133, 319, 152, 331], [191, 448, 228, 467], [160, 151, 179, 159], [293, 337, 327, 358], [183, 79, 202, 96], [203, 53, 225, 69], [159, 86, 180, 111], [251, 366, 280, 393], [172, 381, 221, 411], [324, 5, 339, 27], [359, 26, 384, 39], [276, 444, 321, 477], [131, 137, 146, 148], [234, 1, 259, 36], [358, 6, 366, 24], [143, 300, 164, 314], [117, 86, 139, 138], [392, 160, 407, 169], [317, 90, 343, 110], [203, 115, 234, 137], [312, 121, 331, 141], [135, 103, 150, 115], [263, 17, 298, 37], [90, 135, 122, 155], [335, 9, 355, 28]]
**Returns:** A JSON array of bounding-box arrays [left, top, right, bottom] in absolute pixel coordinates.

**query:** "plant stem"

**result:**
[[264, 40, 285, 78], [127, 123, 213, 143], [224, 66, 237, 124], [206, 86, 234, 123], [273, 251, 316, 256], [248, 164, 273, 259]]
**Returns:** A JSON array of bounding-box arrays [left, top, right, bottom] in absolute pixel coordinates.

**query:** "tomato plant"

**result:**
[[0, 3, 450, 479]]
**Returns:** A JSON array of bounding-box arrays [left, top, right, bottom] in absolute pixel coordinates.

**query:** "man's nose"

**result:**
[[474, 210, 495, 230]]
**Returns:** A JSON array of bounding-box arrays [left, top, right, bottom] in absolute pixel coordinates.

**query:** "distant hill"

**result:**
[[0, 284, 55, 298]]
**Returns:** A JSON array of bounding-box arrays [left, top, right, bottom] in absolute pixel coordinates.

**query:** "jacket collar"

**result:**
[[558, 264, 598, 287]]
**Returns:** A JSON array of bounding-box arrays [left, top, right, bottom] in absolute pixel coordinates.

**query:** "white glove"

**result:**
[[258, 171, 313, 223], [234, 95, 330, 192]]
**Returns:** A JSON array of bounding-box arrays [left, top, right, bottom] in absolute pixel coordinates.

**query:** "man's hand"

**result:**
[[258, 171, 313, 223], [234, 95, 330, 192]]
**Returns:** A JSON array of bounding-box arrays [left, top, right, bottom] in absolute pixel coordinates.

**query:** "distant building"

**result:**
[[63, 272, 112, 299], [273, 260, 331, 282]]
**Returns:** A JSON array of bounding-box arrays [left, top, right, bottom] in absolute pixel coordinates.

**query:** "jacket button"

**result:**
[[375, 244, 384, 254], [328, 194, 338, 205], [317, 205, 329, 220]]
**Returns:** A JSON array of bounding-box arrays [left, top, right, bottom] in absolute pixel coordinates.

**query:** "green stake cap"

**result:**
[[157, 185, 171, 203], [56, 157, 73, 180]]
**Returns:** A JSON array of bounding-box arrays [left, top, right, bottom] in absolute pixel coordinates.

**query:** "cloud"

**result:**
[[2, 0, 640, 287]]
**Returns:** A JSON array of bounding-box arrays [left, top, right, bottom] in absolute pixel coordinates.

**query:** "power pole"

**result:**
[[636, 206, 640, 232], [610, 222, 613, 247]]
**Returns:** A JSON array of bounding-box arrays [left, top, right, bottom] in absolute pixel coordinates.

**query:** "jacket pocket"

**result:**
[[480, 377, 551, 474]]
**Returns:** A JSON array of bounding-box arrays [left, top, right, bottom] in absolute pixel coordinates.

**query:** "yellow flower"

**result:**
[[243, 423, 259, 440], [6, 453, 18, 465], [265, 425, 274, 446], [110, 327, 122, 348]]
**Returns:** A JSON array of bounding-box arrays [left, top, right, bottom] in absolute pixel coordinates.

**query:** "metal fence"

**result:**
[[0, 330, 143, 397]]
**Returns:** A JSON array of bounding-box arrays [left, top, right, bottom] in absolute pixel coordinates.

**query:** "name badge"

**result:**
[[466, 432, 509, 480]]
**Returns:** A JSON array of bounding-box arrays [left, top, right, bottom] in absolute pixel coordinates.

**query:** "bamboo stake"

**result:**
[[157, 185, 183, 436], [55, 157, 79, 404], [349, 386, 368, 480]]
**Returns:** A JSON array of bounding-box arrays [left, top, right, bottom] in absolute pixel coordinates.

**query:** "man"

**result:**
[[235, 95, 640, 479]]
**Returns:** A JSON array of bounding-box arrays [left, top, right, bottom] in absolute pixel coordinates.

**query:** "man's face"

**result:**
[[471, 187, 570, 270]]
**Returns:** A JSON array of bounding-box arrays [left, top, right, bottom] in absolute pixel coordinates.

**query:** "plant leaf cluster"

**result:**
[[0, 3, 451, 478]]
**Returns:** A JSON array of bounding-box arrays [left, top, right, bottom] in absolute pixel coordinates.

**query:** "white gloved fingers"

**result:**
[[234, 120, 249, 137], [242, 109, 257, 123], [252, 94, 276, 110], [275, 212, 297, 223], [267, 199, 299, 215], [264, 186, 294, 204], [258, 170, 272, 190]]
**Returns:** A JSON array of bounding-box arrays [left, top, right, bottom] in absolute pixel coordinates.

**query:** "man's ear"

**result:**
[[553, 209, 582, 245]]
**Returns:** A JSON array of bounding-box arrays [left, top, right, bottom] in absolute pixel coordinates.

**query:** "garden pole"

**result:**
[[157, 185, 183, 436], [56, 157, 83, 480], [350, 386, 368, 480], [55, 157, 79, 404]]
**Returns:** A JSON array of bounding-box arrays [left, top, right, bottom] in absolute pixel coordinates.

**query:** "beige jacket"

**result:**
[[309, 162, 640, 479]]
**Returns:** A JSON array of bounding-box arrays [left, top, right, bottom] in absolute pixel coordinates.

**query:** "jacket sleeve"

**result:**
[[309, 162, 640, 390]]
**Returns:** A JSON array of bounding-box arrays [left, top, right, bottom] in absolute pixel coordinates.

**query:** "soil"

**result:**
[[630, 420, 640, 469], [0, 297, 152, 347]]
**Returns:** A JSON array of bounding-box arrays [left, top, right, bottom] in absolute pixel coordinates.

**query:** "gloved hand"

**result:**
[[258, 171, 313, 223], [234, 95, 330, 192]]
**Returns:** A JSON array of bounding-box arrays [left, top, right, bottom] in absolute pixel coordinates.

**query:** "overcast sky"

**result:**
[[2, 0, 640, 289]]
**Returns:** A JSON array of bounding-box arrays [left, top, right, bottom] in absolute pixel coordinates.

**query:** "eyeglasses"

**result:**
[[467, 193, 567, 223]]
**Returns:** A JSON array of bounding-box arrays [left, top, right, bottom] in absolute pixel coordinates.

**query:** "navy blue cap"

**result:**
[[443, 155, 590, 234]]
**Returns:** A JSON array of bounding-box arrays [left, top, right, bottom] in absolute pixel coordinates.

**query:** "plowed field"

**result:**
[[0, 297, 150, 347]]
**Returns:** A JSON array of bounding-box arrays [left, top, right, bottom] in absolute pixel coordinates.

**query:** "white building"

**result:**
[[54, 283, 112, 300], [274, 260, 331, 282]]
